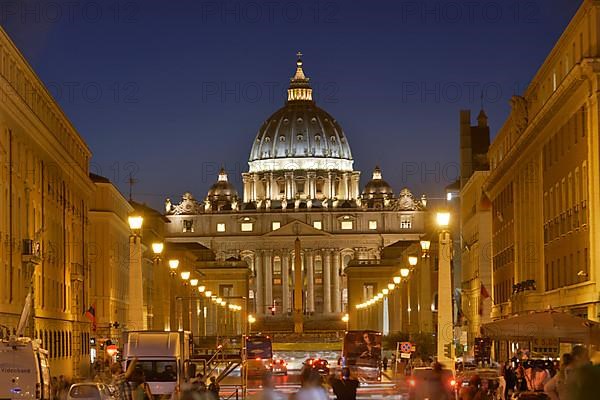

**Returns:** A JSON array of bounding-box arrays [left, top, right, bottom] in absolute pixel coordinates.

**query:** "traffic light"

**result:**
[[444, 342, 452, 358]]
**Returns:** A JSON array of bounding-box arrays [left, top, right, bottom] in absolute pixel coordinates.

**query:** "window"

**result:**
[[400, 215, 412, 229], [183, 219, 194, 233], [272, 221, 281, 231], [341, 220, 353, 230], [241, 222, 253, 232], [368, 220, 377, 230], [313, 221, 322, 230], [216, 223, 226, 232]]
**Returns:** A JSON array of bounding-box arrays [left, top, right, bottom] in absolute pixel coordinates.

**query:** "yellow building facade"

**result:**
[[485, 0, 600, 323], [0, 27, 94, 377]]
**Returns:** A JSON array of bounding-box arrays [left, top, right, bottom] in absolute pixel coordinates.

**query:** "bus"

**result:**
[[244, 335, 273, 378], [342, 330, 382, 381]]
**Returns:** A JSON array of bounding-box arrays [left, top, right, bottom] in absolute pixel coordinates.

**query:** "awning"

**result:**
[[480, 311, 600, 344]]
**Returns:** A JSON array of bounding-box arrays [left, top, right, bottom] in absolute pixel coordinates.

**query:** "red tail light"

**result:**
[[255, 357, 261, 360], [450, 379, 456, 387], [409, 379, 416, 387]]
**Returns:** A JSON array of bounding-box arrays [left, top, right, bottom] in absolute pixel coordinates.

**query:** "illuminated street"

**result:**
[[2, 1, 600, 399]]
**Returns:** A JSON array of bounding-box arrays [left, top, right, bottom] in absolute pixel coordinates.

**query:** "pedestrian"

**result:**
[[544, 353, 572, 400], [208, 376, 220, 399], [564, 345, 600, 400], [382, 356, 388, 371], [330, 367, 359, 400], [130, 368, 153, 400], [296, 367, 328, 400], [110, 358, 137, 400], [502, 361, 516, 399]]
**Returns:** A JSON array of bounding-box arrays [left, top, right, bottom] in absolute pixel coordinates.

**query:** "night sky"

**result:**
[[2, 0, 582, 209]]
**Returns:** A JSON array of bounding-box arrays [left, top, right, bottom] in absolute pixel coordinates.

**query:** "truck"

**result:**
[[0, 336, 51, 399], [123, 331, 192, 398]]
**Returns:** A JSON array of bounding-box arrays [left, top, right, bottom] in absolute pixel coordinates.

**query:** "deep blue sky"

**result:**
[[2, 0, 581, 208]]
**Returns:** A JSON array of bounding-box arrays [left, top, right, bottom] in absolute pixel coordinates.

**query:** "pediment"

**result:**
[[263, 220, 331, 237]]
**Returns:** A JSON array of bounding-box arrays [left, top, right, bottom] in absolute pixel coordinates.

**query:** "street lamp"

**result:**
[[168, 259, 179, 277], [420, 240, 431, 258], [180, 271, 191, 282], [408, 256, 418, 267], [388, 283, 396, 291], [342, 313, 349, 330], [436, 210, 454, 370], [400, 267, 410, 279], [393, 276, 401, 285], [190, 278, 199, 287], [152, 242, 164, 257], [198, 286, 206, 294], [127, 214, 144, 330], [248, 314, 256, 333]]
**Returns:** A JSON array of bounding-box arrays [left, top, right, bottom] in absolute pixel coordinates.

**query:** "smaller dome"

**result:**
[[207, 169, 238, 201], [362, 166, 393, 198]]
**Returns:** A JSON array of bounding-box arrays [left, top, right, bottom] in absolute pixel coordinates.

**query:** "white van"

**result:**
[[0, 336, 51, 399], [124, 331, 192, 398]]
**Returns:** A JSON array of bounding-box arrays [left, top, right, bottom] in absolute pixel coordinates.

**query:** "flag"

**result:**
[[85, 304, 97, 331], [479, 284, 490, 316]]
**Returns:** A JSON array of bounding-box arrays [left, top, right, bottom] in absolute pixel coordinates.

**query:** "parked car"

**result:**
[[67, 383, 113, 400], [271, 359, 288, 376], [408, 367, 456, 400]]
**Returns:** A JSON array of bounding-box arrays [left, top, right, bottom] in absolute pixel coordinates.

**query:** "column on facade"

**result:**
[[242, 173, 250, 203], [255, 251, 264, 315], [341, 173, 349, 200], [323, 250, 332, 313], [332, 250, 341, 313], [290, 172, 297, 198], [306, 250, 315, 313], [265, 173, 271, 201], [351, 173, 360, 200], [264, 250, 273, 312], [282, 250, 290, 314], [269, 172, 275, 200], [307, 172, 316, 199], [253, 173, 260, 201], [284, 172, 293, 200]]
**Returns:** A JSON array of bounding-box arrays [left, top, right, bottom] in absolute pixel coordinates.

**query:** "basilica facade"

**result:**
[[164, 57, 430, 326]]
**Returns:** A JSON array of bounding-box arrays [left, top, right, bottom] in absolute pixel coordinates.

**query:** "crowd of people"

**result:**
[[456, 345, 600, 400]]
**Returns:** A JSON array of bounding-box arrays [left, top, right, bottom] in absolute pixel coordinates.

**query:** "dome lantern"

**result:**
[[287, 51, 313, 102]]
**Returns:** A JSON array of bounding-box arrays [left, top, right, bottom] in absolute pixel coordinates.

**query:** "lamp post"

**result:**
[[189, 278, 198, 336], [167, 259, 179, 330], [152, 243, 164, 330], [198, 286, 206, 336], [436, 211, 454, 370], [178, 271, 190, 331], [407, 256, 418, 331], [205, 291, 212, 335], [127, 215, 144, 331]]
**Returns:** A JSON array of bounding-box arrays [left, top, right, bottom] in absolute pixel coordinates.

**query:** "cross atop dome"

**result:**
[[218, 167, 228, 182], [288, 51, 313, 102]]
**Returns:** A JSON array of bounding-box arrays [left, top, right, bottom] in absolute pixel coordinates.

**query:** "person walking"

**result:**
[[208, 376, 220, 399], [382, 356, 388, 371], [110, 359, 137, 400], [295, 368, 328, 400], [330, 367, 359, 400], [130, 369, 153, 400], [544, 353, 572, 400]]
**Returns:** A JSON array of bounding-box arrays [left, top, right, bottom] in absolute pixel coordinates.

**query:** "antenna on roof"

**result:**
[[128, 172, 138, 201]]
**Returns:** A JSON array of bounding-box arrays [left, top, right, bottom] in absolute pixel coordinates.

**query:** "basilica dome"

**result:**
[[207, 168, 238, 201], [248, 57, 353, 173], [362, 166, 393, 198]]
